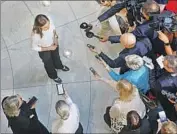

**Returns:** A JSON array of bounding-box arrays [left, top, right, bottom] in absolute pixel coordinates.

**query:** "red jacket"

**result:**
[[165, 0, 177, 13]]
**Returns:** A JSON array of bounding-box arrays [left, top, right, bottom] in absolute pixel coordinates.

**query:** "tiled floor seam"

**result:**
[[86, 77, 92, 133], [2, 35, 15, 94], [1, 80, 102, 91], [23, 1, 35, 18], [47, 85, 54, 128]]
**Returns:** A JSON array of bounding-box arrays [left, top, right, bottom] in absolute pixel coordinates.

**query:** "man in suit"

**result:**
[[88, 33, 152, 74], [155, 55, 177, 122]]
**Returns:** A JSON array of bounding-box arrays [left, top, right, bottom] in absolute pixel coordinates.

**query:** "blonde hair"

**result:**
[[161, 121, 177, 134], [2, 95, 20, 117], [116, 79, 136, 102]]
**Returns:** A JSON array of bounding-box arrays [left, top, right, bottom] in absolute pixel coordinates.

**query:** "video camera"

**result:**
[[149, 11, 177, 33], [124, 0, 146, 10], [125, 0, 147, 26], [98, 0, 147, 26]]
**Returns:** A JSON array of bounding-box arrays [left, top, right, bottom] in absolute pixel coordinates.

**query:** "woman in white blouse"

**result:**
[[31, 14, 69, 83], [94, 74, 146, 134], [52, 90, 83, 134]]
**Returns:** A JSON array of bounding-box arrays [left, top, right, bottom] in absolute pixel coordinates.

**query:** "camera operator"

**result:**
[[148, 11, 177, 57], [157, 30, 177, 55], [98, 0, 146, 28], [100, 1, 160, 44]]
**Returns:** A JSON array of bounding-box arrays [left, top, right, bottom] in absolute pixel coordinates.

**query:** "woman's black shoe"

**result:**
[[61, 65, 69, 71], [53, 77, 62, 84]]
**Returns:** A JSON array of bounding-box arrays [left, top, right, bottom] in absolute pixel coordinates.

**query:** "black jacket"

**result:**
[[155, 72, 177, 121], [156, 72, 177, 93], [99, 38, 152, 68], [98, 2, 125, 22], [7, 101, 50, 134], [132, 20, 158, 41]]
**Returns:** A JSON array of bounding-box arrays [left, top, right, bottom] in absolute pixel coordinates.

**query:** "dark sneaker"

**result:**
[[61, 65, 69, 71], [53, 77, 62, 84]]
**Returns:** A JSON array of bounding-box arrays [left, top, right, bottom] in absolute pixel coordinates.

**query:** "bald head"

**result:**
[[120, 33, 136, 48], [142, 1, 160, 16]]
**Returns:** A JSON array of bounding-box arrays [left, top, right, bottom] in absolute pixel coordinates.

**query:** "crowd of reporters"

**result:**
[[93, 0, 177, 133], [1, 0, 177, 134]]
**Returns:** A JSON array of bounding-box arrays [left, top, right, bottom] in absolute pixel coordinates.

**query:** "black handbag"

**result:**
[[139, 91, 158, 110]]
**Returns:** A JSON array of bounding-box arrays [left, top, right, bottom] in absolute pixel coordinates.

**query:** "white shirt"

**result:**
[[110, 88, 146, 133], [52, 96, 80, 133], [31, 16, 55, 52]]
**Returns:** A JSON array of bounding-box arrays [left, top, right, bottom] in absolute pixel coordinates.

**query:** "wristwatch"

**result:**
[[164, 43, 170, 46]]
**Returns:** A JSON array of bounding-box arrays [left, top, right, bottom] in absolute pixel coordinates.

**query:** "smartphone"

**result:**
[[95, 55, 102, 61], [89, 67, 97, 75], [158, 111, 168, 123], [156, 55, 164, 69], [56, 84, 65, 95], [27, 96, 38, 108], [87, 44, 95, 49]]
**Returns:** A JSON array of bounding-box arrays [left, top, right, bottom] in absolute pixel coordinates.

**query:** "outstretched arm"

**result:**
[[93, 73, 117, 91], [108, 69, 124, 81], [98, 58, 123, 81], [98, 2, 126, 22], [99, 52, 125, 68], [63, 90, 73, 105], [100, 77, 117, 90]]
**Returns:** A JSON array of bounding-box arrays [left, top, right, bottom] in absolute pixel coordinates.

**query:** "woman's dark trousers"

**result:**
[[38, 47, 63, 79]]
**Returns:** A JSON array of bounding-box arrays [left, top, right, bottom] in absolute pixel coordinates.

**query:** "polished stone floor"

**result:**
[[1, 1, 123, 133]]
